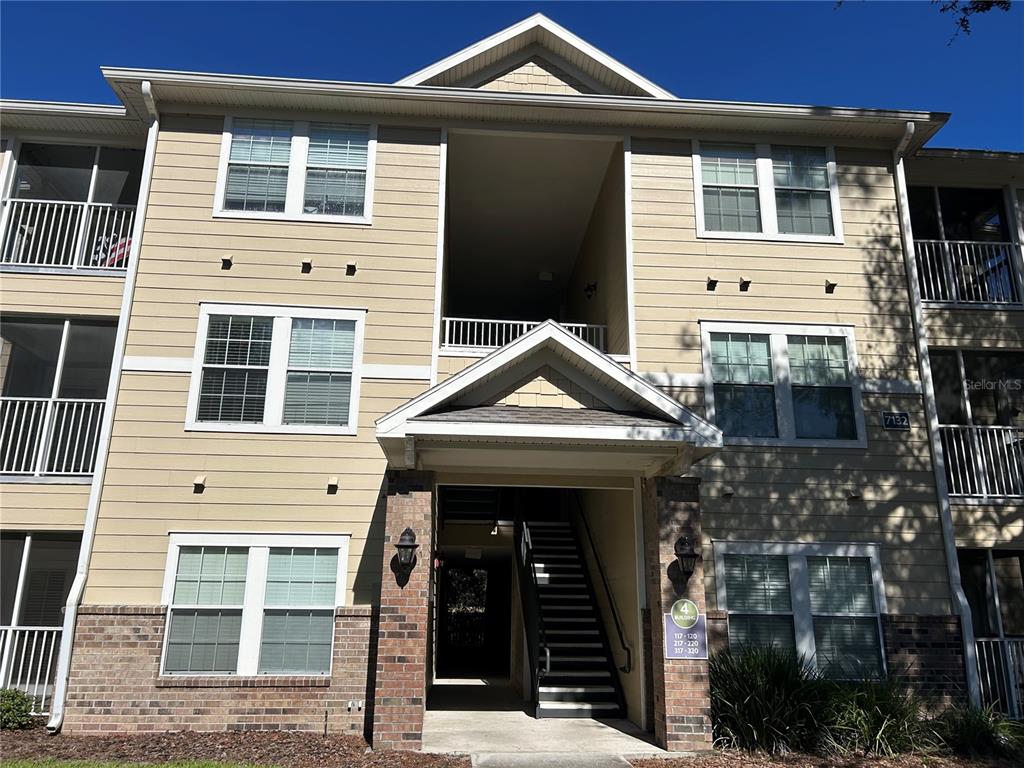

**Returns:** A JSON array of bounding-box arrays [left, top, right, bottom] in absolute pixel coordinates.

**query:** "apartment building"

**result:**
[[0, 14, 1021, 753]]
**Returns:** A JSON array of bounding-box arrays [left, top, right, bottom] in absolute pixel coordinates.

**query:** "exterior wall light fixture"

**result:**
[[394, 527, 419, 572], [670, 535, 699, 588]]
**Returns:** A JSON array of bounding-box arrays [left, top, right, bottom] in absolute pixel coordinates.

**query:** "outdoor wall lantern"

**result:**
[[669, 535, 700, 588], [394, 527, 419, 571], [584, 282, 598, 300]]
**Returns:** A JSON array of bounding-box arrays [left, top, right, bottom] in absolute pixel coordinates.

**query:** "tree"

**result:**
[[836, 0, 1012, 41]]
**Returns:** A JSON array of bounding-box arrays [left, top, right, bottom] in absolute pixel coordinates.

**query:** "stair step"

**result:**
[[547, 642, 603, 648], [545, 629, 599, 635], [544, 616, 596, 622], [527, 522, 570, 528], [539, 685, 615, 694], [543, 669, 611, 678], [545, 655, 608, 662], [537, 702, 621, 719]]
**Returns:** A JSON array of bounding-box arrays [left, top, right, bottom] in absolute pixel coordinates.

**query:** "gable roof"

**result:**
[[395, 13, 675, 99], [376, 320, 721, 447]]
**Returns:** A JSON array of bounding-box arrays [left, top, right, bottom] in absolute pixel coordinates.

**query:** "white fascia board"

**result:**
[[0, 100, 130, 118], [394, 13, 675, 99], [375, 320, 721, 445], [403, 420, 696, 445]]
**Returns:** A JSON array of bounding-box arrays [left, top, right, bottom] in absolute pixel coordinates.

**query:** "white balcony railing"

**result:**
[[442, 317, 608, 352], [940, 425, 1024, 500], [1, 199, 135, 270], [0, 626, 63, 715], [0, 397, 105, 476], [977, 638, 1024, 720], [915, 240, 1021, 305]]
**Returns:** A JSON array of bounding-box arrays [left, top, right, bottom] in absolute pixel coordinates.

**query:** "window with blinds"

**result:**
[[773, 147, 834, 236], [723, 554, 796, 652], [284, 319, 355, 426], [161, 536, 347, 676], [709, 332, 777, 438], [807, 556, 883, 678], [188, 305, 364, 434], [700, 144, 761, 233], [217, 118, 373, 222], [165, 546, 248, 674], [788, 336, 856, 440]]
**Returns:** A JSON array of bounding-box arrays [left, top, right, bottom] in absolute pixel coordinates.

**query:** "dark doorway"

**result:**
[[436, 558, 511, 678]]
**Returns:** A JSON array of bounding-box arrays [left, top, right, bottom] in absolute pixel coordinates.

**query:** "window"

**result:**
[[186, 304, 365, 435], [161, 534, 349, 676], [701, 322, 865, 446], [215, 117, 375, 223], [716, 542, 886, 678], [692, 141, 843, 243]]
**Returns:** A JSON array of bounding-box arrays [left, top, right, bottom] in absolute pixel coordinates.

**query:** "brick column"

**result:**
[[371, 470, 434, 751], [642, 476, 712, 752]]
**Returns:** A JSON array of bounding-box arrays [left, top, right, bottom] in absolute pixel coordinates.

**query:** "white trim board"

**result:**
[[122, 356, 192, 373], [363, 364, 431, 381]]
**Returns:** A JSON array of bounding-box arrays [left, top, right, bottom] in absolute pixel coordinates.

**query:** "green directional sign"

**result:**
[[670, 598, 699, 629]]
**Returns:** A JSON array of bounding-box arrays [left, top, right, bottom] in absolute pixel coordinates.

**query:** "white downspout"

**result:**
[[47, 82, 160, 732], [891, 121, 980, 707]]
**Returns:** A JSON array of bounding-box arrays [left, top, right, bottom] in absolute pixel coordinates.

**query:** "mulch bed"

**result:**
[[632, 754, 1017, 768], [0, 726, 470, 767]]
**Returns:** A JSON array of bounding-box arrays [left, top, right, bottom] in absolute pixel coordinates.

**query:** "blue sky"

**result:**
[[1, 1, 1022, 150]]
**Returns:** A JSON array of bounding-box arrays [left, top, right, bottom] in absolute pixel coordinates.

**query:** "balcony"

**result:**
[[940, 425, 1024, 500], [977, 638, 1024, 719], [915, 240, 1021, 305], [442, 317, 608, 354], [0, 141, 142, 273], [0, 317, 115, 479]]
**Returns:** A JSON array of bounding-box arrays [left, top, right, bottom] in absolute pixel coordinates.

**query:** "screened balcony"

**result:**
[[1, 143, 142, 271], [932, 349, 1024, 501], [0, 317, 115, 477], [909, 186, 1022, 306]]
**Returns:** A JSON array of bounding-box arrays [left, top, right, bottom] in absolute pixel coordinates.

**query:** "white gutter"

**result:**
[[46, 81, 160, 732], [891, 120, 981, 706]]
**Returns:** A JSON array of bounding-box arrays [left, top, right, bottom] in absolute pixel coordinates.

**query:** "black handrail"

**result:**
[[572, 493, 632, 674], [513, 518, 551, 703]]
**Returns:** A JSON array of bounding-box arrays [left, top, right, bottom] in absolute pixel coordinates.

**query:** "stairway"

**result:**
[[523, 519, 625, 719]]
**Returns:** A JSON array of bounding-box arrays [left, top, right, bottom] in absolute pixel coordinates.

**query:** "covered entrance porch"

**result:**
[[371, 322, 722, 753]]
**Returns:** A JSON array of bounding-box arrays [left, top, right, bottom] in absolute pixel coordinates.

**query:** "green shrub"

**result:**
[[936, 704, 1024, 758], [0, 688, 35, 730], [709, 646, 830, 754], [820, 677, 940, 757]]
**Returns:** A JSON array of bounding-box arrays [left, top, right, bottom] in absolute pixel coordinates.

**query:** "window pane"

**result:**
[[224, 165, 288, 212], [792, 386, 856, 439], [258, 609, 333, 674], [710, 332, 772, 383], [198, 369, 268, 423], [288, 319, 355, 369], [172, 546, 248, 605], [724, 554, 792, 612], [265, 547, 338, 607], [772, 146, 829, 189], [807, 556, 876, 614], [0, 318, 64, 397], [714, 384, 778, 438], [775, 190, 834, 235], [57, 321, 117, 398], [93, 148, 144, 205], [283, 372, 352, 426], [307, 124, 368, 169], [703, 187, 761, 233], [165, 609, 242, 673], [701, 144, 757, 186], [813, 617, 882, 679], [789, 336, 849, 386], [728, 614, 797, 653], [14, 143, 94, 201], [303, 169, 366, 216], [229, 119, 292, 164], [204, 316, 273, 367]]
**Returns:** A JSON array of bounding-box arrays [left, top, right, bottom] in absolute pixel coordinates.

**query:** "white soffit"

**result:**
[[395, 13, 675, 99]]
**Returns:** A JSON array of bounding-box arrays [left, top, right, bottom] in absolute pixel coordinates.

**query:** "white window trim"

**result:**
[[185, 302, 366, 435], [700, 320, 867, 449], [692, 140, 844, 244], [713, 540, 887, 675], [213, 116, 377, 226], [159, 532, 350, 677]]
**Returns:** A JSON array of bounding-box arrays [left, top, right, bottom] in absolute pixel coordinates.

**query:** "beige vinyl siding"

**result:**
[[476, 58, 594, 95], [0, 273, 123, 317], [437, 353, 477, 382], [0, 483, 89, 530], [83, 114, 443, 606], [923, 309, 1024, 350], [952, 505, 1024, 549], [631, 139, 950, 615]]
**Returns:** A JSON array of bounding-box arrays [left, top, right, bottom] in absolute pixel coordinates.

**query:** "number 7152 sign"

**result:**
[[881, 411, 910, 431]]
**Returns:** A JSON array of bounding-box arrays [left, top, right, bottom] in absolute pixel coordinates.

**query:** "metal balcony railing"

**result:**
[[0, 397, 105, 476], [442, 317, 608, 352], [915, 240, 1022, 305], [1, 199, 135, 270], [940, 425, 1024, 500], [0, 626, 63, 715], [977, 638, 1024, 720]]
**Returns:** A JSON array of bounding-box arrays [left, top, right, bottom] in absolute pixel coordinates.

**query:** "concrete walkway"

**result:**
[[421, 678, 666, 762]]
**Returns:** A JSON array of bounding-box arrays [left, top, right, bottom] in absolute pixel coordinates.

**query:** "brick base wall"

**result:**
[[882, 614, 967, 706], [63, 605, 374, 734]]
